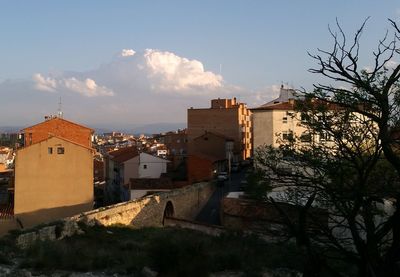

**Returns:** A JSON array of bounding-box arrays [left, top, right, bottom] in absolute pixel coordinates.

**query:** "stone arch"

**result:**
[[162, 201, 175, 225]]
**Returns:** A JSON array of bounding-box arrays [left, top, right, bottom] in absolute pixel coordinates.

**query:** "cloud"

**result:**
[[143, 49, 223, 92], [33, 73, 57, 92], [4, 48, 241, 126], [62, 78, 114, 97], [120, 49, 136, 57], [33, 74, 114, 97], [34, 48, 224, 98]]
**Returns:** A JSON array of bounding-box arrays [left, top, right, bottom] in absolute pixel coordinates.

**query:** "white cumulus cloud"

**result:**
[[33, 74, 114, 97], [143, 49, 223, 92], [26, 48, 235, 124], [121, 49, 136, 57], [62, 78, 114, 97]]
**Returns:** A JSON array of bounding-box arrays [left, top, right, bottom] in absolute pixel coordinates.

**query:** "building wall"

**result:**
[[187, 98, 252, 161], [120, 153, 169, 182], [123, 156, 139, 184], [187, 155, 215, 183], [252, 110, 274, 151], [137, 153, 168, 178], [271, 110, 306, 148], [14, 137, 93, 227], [252, 109, 307, 150], [23, 118, 93, 148], [192, 133, 227, 160]]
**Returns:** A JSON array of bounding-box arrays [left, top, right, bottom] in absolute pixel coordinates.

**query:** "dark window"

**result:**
[[300, 132, 312, 142], [143, 164, 147, 169], [320, 132, 331, 142], [282, 131, 293, 141], [48, 147, 53, 154], [57, 147, 65, 154]]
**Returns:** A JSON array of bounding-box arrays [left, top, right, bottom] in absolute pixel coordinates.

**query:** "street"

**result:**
[[195, 168, 248, 225]]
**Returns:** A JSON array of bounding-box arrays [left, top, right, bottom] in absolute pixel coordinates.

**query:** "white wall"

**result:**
[[122, 153, 169, 181], [138, 153, 168, 178]]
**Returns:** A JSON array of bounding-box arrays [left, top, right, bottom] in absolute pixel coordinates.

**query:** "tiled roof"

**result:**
[[251, 101, 295, 111], [252, 99, 345, 111], [19, 135, 94, 151], [22, 117, 94, 132], [109, 146, 139, 163]]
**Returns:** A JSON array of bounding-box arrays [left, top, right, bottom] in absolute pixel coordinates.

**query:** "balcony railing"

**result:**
[[0, 203, 14, 220]]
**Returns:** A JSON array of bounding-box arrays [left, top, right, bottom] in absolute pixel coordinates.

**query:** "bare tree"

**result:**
[[253, 18, 400, 277]]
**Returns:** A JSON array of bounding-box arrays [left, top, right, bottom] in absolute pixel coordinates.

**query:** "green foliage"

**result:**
[[244, 168, 272, 202], [14, 225, 304, 275]]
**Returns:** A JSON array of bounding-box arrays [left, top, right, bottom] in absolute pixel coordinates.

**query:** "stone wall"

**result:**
[[15, 181, 215, 248]]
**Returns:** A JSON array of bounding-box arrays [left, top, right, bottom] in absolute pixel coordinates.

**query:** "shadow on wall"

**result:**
[[0, 202, 93, 236], [3, 182, 215, 238]]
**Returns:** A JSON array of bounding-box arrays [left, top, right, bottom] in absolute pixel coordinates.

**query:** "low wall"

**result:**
[[16, 182, 215, 248]]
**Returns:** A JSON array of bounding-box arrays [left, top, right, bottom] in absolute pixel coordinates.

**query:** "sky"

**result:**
[[0, 1, 399, 130]]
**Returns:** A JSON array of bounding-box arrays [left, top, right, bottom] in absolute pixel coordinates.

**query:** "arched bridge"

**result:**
[[73, 182, 215, 228]]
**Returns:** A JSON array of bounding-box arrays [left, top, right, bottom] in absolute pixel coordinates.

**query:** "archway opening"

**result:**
[[163, 201, 175, 225]]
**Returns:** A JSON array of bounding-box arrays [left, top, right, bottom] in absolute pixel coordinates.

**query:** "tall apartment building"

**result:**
[[187, 98, 252, 162]]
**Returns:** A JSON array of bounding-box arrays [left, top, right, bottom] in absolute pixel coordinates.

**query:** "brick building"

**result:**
[[187, 98, 252, 162], [11, 117, 94, 229], [22, 117, 93, 148], [187, 132, 234, 183]]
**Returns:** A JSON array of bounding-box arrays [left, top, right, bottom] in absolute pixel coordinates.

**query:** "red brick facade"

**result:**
[[187, 155, 215, 184], [23, 117, 94, 148]]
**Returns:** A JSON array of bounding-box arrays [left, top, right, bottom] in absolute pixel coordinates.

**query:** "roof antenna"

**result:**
[[57, 96, 63, 118]]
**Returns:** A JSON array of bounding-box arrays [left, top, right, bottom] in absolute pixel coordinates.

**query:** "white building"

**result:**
[[124, 152, 169, 179], [106, 147, 170, 187]]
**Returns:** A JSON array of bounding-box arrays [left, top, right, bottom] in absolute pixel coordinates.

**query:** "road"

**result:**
[[195, 168, 248, 225]]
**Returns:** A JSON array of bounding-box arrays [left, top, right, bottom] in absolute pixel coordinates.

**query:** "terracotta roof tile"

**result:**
[[109, 146, 139, 163]]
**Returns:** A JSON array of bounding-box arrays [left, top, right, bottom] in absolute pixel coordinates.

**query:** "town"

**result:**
[[1, 2, 400, 277]]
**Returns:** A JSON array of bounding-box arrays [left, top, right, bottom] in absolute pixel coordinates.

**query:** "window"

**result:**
[[143, 164, 147, 169], [48, 147, 53, 154], [57, 147, 65, 154], [282, 116, 288, 123], [282, 131, 293, 141], [300, 132, 312, 143], [319, 132, 331, 142]]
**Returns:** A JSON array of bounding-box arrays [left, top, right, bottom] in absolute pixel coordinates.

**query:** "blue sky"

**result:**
[[0, 1, 399, 128]]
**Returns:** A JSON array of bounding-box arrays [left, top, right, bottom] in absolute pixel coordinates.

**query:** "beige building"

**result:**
[[14, 136, 94, 227], [187, 98, 252, 162], [252, 100, 308, 149], [251, 86, 341, 151]]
